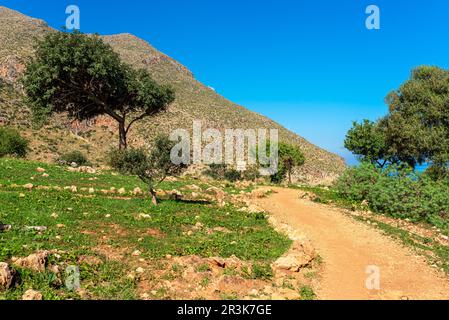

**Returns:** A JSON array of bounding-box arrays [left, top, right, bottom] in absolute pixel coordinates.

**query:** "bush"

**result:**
[[204, 164, 227, 180], [108, 148, 147, 175], [224, 169, 241, 182], [204, 164, 243, 182], [242, 166, 261, 181], [58, 151, 89, 166], [0, 127, 28, 158], [334, 162, 381, 201], [334, 163, 449, 229]]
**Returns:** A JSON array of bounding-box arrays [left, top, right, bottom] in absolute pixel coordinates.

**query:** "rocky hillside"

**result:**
[[0, 6, 345, 184]]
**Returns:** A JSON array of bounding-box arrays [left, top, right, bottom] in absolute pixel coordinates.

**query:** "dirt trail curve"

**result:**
[[255, 187, 449, 300]]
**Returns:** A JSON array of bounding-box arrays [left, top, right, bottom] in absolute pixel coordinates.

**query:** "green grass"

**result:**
[[299, 285, 316, 300], [0, 158, 291, 300]]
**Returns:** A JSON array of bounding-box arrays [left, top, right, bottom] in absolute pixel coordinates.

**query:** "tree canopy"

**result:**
[[344, 119, 389, 167], [345, 65, 449, 176], [22, 31, 175, 149], [273, 142, 305, 184]]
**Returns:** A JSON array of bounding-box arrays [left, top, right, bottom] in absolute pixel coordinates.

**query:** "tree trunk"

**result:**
[[288, 169, 292, 184], [118, 121, 127, 150], [150, 189, 158, 205]]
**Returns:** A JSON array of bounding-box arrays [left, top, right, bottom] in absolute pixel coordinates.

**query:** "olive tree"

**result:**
[[22, 31, 174, 150], [109, 135, 186, 205]]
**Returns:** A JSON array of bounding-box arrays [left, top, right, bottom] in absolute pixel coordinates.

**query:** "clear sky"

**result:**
[[3, 0, 449, 164]]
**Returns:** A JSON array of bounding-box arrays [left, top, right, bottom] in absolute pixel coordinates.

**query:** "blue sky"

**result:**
[[4, 0, 449, 164]]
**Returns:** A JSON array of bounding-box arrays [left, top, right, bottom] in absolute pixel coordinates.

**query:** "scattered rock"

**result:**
[[22, 289, 42, 300], [12, 251, 49, 272], [248, 289, 259, 296], [42, 173, 49, 178], [132, 250, 142, 257], [136, 267, 145, 274], [88, 187, 95, 194], [25, 226, 47, 232], [51, 213, 58, 219], [23, 183, 33, 190], [210, 257, 226, 268], [0, 224, 12, 232], [0, 262, 14, 290], [185, 184, 201, 191], [56, 224, 65, 228], [118, 188, 126, 195], [36, 167, 46, 173], [133, 187, 143, 195], [137, 213, 151, 220], [78, 166, 96, 174], [170, 189, 183, 200], [19, 193, 25, 198], [273, 248, 314, 272]]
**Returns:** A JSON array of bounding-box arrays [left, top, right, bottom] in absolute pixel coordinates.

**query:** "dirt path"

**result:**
[[255, 187, 449, 300]]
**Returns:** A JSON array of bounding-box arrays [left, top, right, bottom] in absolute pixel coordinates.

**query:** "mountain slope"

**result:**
[[0, 6, 345, 183]]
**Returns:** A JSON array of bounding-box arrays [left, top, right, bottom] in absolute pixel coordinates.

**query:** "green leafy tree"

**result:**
[[113, 135, 186, 205], [22, 31, 174, 150], [383, 65, 449, 169], [253, 141, 305, 184], [273, 142, 305, 184], [344, 119, 389, 167]]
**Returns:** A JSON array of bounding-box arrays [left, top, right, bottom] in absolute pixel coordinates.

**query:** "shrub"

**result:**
[[334, 163, 449, 229], [110, 135, 186, 205], [108, 148, 147, 175], [334, 162, 381, 201], [204, 164, 227, 180], [58, 151, 89, 166], [242, 166, 261, 181], [224, 169, 241, 182], [0, 127, 28, 158]]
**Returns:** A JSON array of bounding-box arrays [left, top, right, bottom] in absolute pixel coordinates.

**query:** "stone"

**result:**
[[19, 193, 25, 198], [42, 173, 49, 178], [170, 189, 183, 200], [137, 213, 151, 220], [210, 257, 226, 268], [22, 289, 42, 300], [132, 250, 142, 256], [133, 187, 142, 195], [88, 187, 95, 194], [247, 204, 264, 214], [0, 262, 14, 290], [25, 226, 47, 232], [12, 251, 49, 272], [36, 167, 46, 173], [118, 188, 126, 195], [273, 253, 311, 272], [0, 224, 12, 232], [185, 184, 201, 191], [23, 183, 33, 190], [78, 166, 96, 174], [248, 289, 259, 296], [136, 267, 145, 274]]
